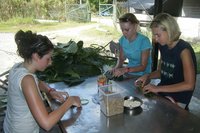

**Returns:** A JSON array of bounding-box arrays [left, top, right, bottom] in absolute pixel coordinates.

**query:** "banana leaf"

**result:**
[[36, 40, 116, 86], [63, 77, 85, 87]]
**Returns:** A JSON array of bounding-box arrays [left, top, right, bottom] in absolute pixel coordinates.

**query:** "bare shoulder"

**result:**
[[21, 74, 37, 91]]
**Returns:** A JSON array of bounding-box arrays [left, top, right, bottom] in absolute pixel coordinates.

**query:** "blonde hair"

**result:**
[[150, 13, 181, 42]]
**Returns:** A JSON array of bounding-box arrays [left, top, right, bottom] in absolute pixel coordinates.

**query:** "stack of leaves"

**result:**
[[37, 40, 116, 86]]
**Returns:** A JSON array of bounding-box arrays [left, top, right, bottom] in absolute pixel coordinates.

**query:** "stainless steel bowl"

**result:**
[[124, 96, 143, 110]]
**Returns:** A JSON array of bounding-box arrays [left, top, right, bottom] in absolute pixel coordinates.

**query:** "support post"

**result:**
[[151, 0, 163, 71]]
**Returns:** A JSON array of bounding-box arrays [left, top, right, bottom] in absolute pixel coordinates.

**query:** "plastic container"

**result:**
[[98, 84, 124, 116], [97, 75, 107, 87]]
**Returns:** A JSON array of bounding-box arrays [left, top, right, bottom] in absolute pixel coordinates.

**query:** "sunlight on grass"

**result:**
[[0, 19, 92, 33], [80, 25, 121, 40], [193, 45, 200, 53], [192, 44, 200, 74]]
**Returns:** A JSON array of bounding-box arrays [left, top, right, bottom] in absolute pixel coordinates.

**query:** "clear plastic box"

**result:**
[[98, 84, 124, 116]]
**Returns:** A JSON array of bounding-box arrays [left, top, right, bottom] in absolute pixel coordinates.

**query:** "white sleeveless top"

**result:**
[[3, 63, 43, 133]]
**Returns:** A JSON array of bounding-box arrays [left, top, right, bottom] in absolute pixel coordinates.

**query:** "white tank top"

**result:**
[[3, 63, 43, 133]]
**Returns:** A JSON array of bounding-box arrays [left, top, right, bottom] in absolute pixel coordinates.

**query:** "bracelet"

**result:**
[[125, 67, 130, 73], [146, 74, 150, 79], [48, 88, 55, 93]]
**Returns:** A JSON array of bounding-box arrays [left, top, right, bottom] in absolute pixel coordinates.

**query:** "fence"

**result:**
[[65, 4, 91, 22]]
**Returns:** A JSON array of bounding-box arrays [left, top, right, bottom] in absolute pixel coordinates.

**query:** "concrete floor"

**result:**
[[188, 74, 200, 118], [189, 96, 200, 118]]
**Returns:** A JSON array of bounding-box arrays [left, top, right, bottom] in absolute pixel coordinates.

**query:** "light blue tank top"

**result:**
[[119, 32, 152, 76]]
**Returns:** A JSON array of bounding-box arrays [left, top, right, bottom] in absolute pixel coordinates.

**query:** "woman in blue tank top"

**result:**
[[111, 13, 152, 77]]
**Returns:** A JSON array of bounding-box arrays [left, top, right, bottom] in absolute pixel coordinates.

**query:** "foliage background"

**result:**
[[0, 0, 114, 22], [0, 0, 89, 21]]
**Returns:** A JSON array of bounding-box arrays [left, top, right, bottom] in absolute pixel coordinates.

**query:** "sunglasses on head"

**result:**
[[119, 17, 131, 23]]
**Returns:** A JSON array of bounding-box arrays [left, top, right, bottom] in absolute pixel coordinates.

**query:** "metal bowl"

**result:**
[[124, 106, 143, 116], [123, 96, 143, 110]]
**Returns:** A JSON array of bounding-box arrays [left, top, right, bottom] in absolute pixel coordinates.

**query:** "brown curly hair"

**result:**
[[15, 30, 54, 61]]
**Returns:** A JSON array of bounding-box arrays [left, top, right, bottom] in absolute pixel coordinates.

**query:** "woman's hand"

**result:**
[[112, 68, 126, 77], [135, 74, 150, 87], [50, 90, 69, 103], [143, 84, 158, 94], [69, 96, 81, 107]]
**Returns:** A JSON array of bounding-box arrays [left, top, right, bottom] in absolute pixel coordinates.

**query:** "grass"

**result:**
[[192, 43, 200, 74], [0, 22, 90, 33], [0, 17, 91, 33], [195, 51, 200, 74]]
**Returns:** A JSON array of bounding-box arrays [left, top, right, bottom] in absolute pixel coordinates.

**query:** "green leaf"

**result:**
[[57, 40, 78, 54], [37, 40, 116, 85], [63, 78, 85, 87]]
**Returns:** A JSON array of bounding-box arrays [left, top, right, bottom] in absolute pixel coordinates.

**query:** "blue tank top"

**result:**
[[119, 32, 152, 76]]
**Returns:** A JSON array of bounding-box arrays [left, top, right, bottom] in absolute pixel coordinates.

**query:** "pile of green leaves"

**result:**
[[37, 40, 116, 86]]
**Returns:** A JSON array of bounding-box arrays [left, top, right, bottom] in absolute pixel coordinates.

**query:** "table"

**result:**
[[49, 77, 200, 133]]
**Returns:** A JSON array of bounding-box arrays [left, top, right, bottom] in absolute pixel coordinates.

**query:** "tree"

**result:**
[[88, 0, 99, 12]]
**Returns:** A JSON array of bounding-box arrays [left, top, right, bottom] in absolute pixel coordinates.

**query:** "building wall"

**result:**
[[177, 17, 200, 38], [115, 0, 200, 38], [182, 0, 200, 18], [134, 13, 200, 39]]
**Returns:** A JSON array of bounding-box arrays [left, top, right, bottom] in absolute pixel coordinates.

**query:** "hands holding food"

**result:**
[[111, 67, 127, 77], [135, 76, 156, 97], [49, 89, 69, 103]]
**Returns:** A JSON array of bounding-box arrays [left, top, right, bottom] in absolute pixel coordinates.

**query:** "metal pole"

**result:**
[[113, 0, 116, 22], [99, 0, 100, 16], [152, 0, 163, 71], [154, 0, 163, 16], [65, 0, 67, 21], [128, 0, 130, 12]]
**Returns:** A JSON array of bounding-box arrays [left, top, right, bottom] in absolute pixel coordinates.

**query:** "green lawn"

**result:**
[[192, 44, 200, 74], [195, 51, 200, 74]]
